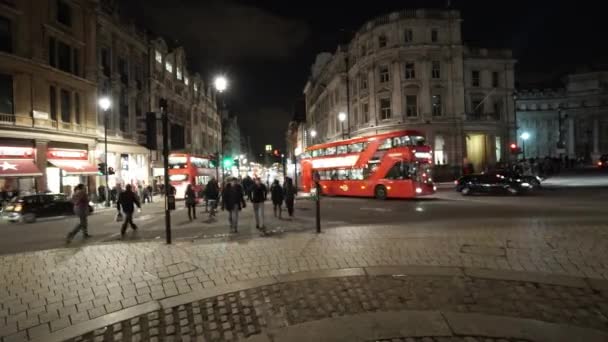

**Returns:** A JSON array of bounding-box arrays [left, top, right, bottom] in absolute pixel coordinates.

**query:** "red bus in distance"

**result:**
[[300, 130, 435, 199], [168, 153, 216, 199]]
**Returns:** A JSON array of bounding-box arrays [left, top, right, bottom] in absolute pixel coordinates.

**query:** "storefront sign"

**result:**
[[32, 110, 49, 120], [47, 149, 88, 160], [0, 147, 34, 159]]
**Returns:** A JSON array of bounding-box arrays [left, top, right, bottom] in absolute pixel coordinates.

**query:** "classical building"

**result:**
[[0, 0, 222, 195], [0, 0, 100, 194], [303, 9, 517, 173], [515, 71, 608, 162]]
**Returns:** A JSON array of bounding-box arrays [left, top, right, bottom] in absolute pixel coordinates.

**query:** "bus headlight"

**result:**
[[415, 187, 422, 194], [433, 186, 437, 191]]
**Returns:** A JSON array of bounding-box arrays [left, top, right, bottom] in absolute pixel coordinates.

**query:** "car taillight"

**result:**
[[599, 161, 603, 166], [454, 180, 458, 185]]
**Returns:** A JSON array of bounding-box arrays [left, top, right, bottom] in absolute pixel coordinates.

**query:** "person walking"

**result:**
[[185, 184, 197, 221], [204, 178, 220, 218], [66, 184, 91, 243], [221, 178, 246, 233], [283, 177, 296, 218], [117, 184, 141, 238], [270, 179, 284, 219], [249, 178, 268, 230]]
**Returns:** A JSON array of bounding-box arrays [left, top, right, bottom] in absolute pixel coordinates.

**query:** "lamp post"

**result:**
[[338, 112, 346, 140], [520, 132, 530, 159], [310, 129, 317, 145], [214, 75, 228, 181], [98, 97, 111, 207]]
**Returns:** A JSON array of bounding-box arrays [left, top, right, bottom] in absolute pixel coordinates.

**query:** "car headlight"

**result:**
[[89, 201, 94, 206], [14, 204, 22, 212], [521, 182, 530, 187]]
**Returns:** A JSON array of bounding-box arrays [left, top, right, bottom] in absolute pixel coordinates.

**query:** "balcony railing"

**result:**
[[0, 113, 16, 124], [466, 113, 501, 121], [0, 114, 95, 134]]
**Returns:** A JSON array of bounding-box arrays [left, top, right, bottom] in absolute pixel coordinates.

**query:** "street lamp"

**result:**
[[310, 129, 317, 145], [214, 76, 228, 93], [214, 75, 228, 180], [338, 112, 346, 140], [98, 97, 111, 207], [520, 131, 530, 159]]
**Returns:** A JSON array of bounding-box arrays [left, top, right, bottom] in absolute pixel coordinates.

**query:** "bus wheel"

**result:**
[[374, 185, 387, 200]]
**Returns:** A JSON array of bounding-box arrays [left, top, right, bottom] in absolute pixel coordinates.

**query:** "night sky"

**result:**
[[124, 0, 607, 154]]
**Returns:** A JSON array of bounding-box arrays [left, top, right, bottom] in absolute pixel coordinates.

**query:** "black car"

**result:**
[[490, 170, 542, 189], [598, 154, 608, 169], [1, 194, 94, 223], [455, 174, 534, 196]]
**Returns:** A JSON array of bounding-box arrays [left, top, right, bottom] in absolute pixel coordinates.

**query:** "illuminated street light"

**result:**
[[520, 132, 530, 159], [338, 112, 346, 122], [520, 132, 530, 141], [98, 96, 112, 207], [310, 129, 317, 137], [98, 97, 111, 111], [213, 76, 228, 93]]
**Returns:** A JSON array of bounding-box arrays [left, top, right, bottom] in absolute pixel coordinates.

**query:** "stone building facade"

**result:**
[[303, 9, 517, 173], [0, 0, 221, 195], [515, 71, 608, 162]]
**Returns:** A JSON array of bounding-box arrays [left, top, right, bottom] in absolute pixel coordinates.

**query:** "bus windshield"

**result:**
[[169, 156, 188, 169]]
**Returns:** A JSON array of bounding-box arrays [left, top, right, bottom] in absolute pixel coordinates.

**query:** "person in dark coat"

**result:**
[[117, 184, 141, 237], [204, 178, 220, 216], [221, 178, 246, 232], [270, 179, 284, 219], [249, 178, 268, 229], [185, 184, 197, 221], [283, 177, 296, 218]]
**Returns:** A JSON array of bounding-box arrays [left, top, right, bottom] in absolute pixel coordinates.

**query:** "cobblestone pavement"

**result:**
[[66, 275, 607, 341], [2, 218, 608, 341]]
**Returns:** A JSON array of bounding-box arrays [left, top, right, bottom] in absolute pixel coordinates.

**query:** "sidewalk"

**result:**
[[2, 219, 608, 341]]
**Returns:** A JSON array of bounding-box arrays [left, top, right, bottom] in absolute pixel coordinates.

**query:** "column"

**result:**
[[391, 61, 402, 119], [35, 140, 48, 192], [592, 117, 600, 160], [567, 117, 575, 157]]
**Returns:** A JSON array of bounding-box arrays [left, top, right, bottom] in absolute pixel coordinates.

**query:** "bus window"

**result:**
[[311, 150, 320, 157], [330, 171, 339, 180], [301, 151, 311, 159], [317, 149, 326, 157], [325, 146, 337, 155], [337, 145, 348, 154], [348, 142, 366, 153], [385, 161, 410, 180], [410, 135, 426, 146], [393, 136, 411, 147], [378, 138, 392, 150], [169, 155, 188, 169], [337, 169, 349, 180], [363, 161, 380, 178], [349, 168, 365, 180]]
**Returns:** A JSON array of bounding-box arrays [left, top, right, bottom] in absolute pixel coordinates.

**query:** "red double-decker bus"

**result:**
[[168, 153, 216, 199], [300, 130, 435, 199]]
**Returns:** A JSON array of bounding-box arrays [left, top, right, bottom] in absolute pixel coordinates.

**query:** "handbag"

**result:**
[[115, 212, 123, 222]]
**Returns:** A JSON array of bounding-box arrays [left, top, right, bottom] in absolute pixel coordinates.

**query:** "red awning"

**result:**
[[48, 160, 99, 175], [0, 160, 43, 177]]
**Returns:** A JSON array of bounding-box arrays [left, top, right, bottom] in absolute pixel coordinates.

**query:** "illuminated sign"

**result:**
[[47, 149, 87, 160], [265, 144, 272, 152], [339, 184, 349, 191], [311, 155, 358, 169], [0, 147, 34, 159]]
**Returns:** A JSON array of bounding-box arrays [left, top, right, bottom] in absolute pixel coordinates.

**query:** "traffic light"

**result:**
[[209, 154, 219, 168], [234, 158, 240, 168], [98, 163, 106, 175], [108, 167, 115, 175], [222, 157, 233, 168], [509, 143, 521, 155]]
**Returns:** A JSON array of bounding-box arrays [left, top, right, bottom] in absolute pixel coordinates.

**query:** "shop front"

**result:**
[[0, 146, 43, 197], [46, 149, 98, 196], [96, 148, 150, 190]]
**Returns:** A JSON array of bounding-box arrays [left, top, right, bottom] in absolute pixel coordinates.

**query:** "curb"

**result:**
[[31, 265, 608, 342]]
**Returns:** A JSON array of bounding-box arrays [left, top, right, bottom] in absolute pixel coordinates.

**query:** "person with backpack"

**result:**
[[249, 177, 268, 230], [270, 179, 284, 219], [204, 178, 220, 218], [283, 177, 296, 218], [221, 177, 246, 233], [66, 184, 91, 243], [185, 184, 197, 221], [117, 184, 141, 238]]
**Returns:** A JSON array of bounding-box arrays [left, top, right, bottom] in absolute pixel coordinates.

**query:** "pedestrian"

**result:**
[[249, 177, 268, 230], [142, 185, 151, 204], [204, 178, 220, 217], [66, 184, 91, 243], [242, 175, 254, 199], [283, 177, 296, 218], [117, 184, 141, 238], [185, 184, 197, 221], [221, 178, 246, 233], [98, 185, 106, 203], [270, 179, 284, 219], [147, 184, 154, 202]]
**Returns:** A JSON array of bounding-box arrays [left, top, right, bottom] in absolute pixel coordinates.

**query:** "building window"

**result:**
[[379, 66, 389, 83], [165, 61, 173, 73], [360, 74, 368, 90], [431, 28, 438, 43], [434, 135, 446, 165], [101, 48, 111, 77], [406, 95, 418, 117], [492, 71, 499, 88], [74, 93, 80, 124], [0, 74, 14, 115], [471, 99, 483, 118], [194, 84, 198, 93], [119, 90, 128, 132], [60, 89, 70, 123], [49, 86, 57, 121], [472, 70, 480, 87], [57, 41, 71, 73], [378, 34, 387, 48], [404, 29, 413, 43], [379, 98, 391, 120], [155, 50, 162, 63], [362, 103, 369, 123], [73, 48, 79, 76], [0, 16, 12, 53], [184, 77, 189, 85], [431, 61, 441, 79], [360, 44, 366, 57], [176, 67, 183, 80], [405, 62, 415, 79], [353, 106, 359, 125], [56, 0, 72, 27], [49, 38, 56, 67], [118, 58, 128, 84], [493, 100, 502, 119], [432, 93, 442, 116]]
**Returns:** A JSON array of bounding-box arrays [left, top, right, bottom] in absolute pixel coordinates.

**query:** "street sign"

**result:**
[[265, 144, 272, 152]]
